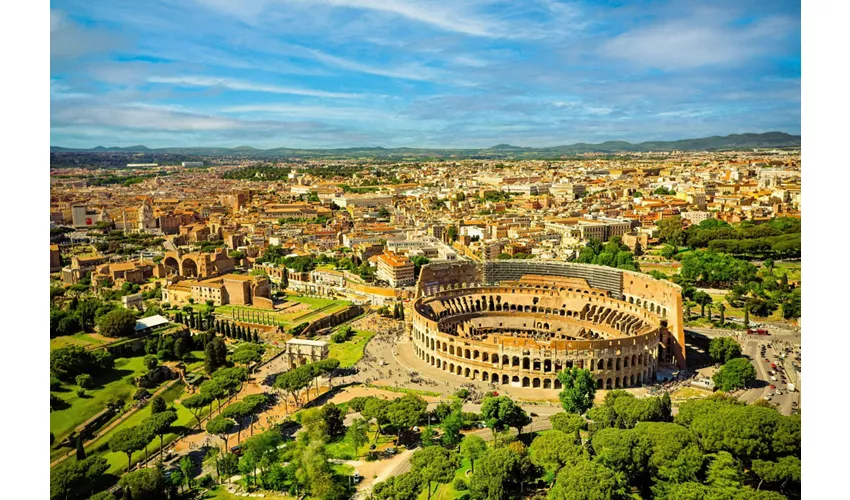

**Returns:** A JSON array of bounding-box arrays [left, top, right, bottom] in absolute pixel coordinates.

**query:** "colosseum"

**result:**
[[410, 260, 685, 390]]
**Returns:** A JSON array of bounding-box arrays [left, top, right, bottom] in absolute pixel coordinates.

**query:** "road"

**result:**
[[688, 327, 800, 415]]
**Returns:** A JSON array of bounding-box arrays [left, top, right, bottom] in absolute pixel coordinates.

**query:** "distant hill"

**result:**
[[50, 132, 800, 159]]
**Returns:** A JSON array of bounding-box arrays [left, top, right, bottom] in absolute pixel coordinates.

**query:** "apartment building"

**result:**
[[376, 251, 415, 288]]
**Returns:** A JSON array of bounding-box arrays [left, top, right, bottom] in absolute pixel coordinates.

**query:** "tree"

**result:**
[[109, 427, 146, 473], [752, 456, 801, 492], [145, 411, 178, 462], [346, 417, 370, 454], [557, 368, 597, 414], [75, 373, 93, 389], [481, 396, 530, 441], [179, 456, 195, 490], [182, 392, 213, 428], [97, 309, 137, 338], [468, 447, 525, 500], [718, 303, 726, 324], [75, 435, 86, 460], [411, 446, 459, 500], [274, 365, 314, 410], [550, 413, 587, 435], [529, 430, 587, 478], [321, 403, 346, 439], [50, 456, 109, 500], [387, 394, 427, 441], [713, 358, 757, 391], [150, 395, 167, 415], [241, 394, 270, 436], [207, 415, 236, 451], [693, 291, 713, 318], [459, 435, 487, 474], [709, 337, 743, 364], [374, 471, 423, 500], [684, 301, 694, 320], [200, 379, 229, 416], [657, 216, 685, 246], [706, 451, 744, 489], [441, 410, 465, 447], [549, 459, 627, 500], [222, 402, 253, 445]]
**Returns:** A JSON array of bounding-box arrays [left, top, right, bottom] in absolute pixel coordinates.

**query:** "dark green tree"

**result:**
[[557, 368, 597, 414]]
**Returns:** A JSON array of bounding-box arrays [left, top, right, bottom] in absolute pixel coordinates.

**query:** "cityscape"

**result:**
[[49, 2, 802, 500]]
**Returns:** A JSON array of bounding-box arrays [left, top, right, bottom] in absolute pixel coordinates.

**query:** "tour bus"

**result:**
[[747, 328, 770, 336]]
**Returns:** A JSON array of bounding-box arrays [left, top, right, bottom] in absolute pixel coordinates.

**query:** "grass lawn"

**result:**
[[50, 332, 107, 351], [707, 294, 786, 323], [85, 380, 217, 474], [50, 356, 153, 448], [216, 296, 351, 329], [365, 384, 442, 398], [328, 330, 377, 368], [769, 261, 801, 282], [671, 386, 713, 400], [185, 350, 207, 372]]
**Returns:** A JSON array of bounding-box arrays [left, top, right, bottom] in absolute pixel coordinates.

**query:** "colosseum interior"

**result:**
[[410, 260, 685, 391]]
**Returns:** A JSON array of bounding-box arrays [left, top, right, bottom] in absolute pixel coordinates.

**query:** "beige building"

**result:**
[[376, 251, 415, 288]]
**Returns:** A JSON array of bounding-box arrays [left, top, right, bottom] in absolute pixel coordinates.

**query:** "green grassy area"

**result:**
[[215, 296, 351, 329], [50, 356, 153, 448], [419, 458, 472, 500], [85, 381, 218, 474], [326, 421, 396, 460], [707, 294, 786, 323], [769, 261, 801, 282], [365, 384, 442, 398], [50, 332, 107, 351], [185, 350, 207, 372], [671, 386, 713, 400], [328, 330, 377, 368]]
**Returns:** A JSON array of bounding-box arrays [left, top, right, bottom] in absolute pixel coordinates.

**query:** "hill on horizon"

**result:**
[[51, 132, 800, 159]]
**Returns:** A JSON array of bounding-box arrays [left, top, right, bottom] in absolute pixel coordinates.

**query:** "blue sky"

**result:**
[[50, 0, 800, 149]]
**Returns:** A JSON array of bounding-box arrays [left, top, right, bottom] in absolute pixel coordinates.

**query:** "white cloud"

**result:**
[[147, 75, 362, 98], [222, 103, 398, 121], [600, 14, 795, 70], [51, 9, 120, 60]]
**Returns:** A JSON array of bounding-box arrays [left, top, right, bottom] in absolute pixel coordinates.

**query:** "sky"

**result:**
[[50, 0, 801, 149]]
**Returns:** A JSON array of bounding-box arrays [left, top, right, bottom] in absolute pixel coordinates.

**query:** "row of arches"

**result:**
[[626, 295, 667, 318], [414, 330, 653, 375], [430, 293, 651, 338], [415, 349, 655, 389]]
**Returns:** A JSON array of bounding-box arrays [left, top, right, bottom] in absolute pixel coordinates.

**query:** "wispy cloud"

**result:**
[[148, 75, 362, 98], [50, 9, 122, 61], [600, 11, 798, 70], [50, 0, 800, 148]]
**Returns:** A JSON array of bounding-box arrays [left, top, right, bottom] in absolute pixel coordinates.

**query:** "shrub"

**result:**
[[453, 478, 468, 491], [454, 389, 470, 400], [77, 389, 86, 398], [97, 309, 138, 338], [134, 388, 151, 400], [75, 374, 93, 389], [50, 376, 62, 391]]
